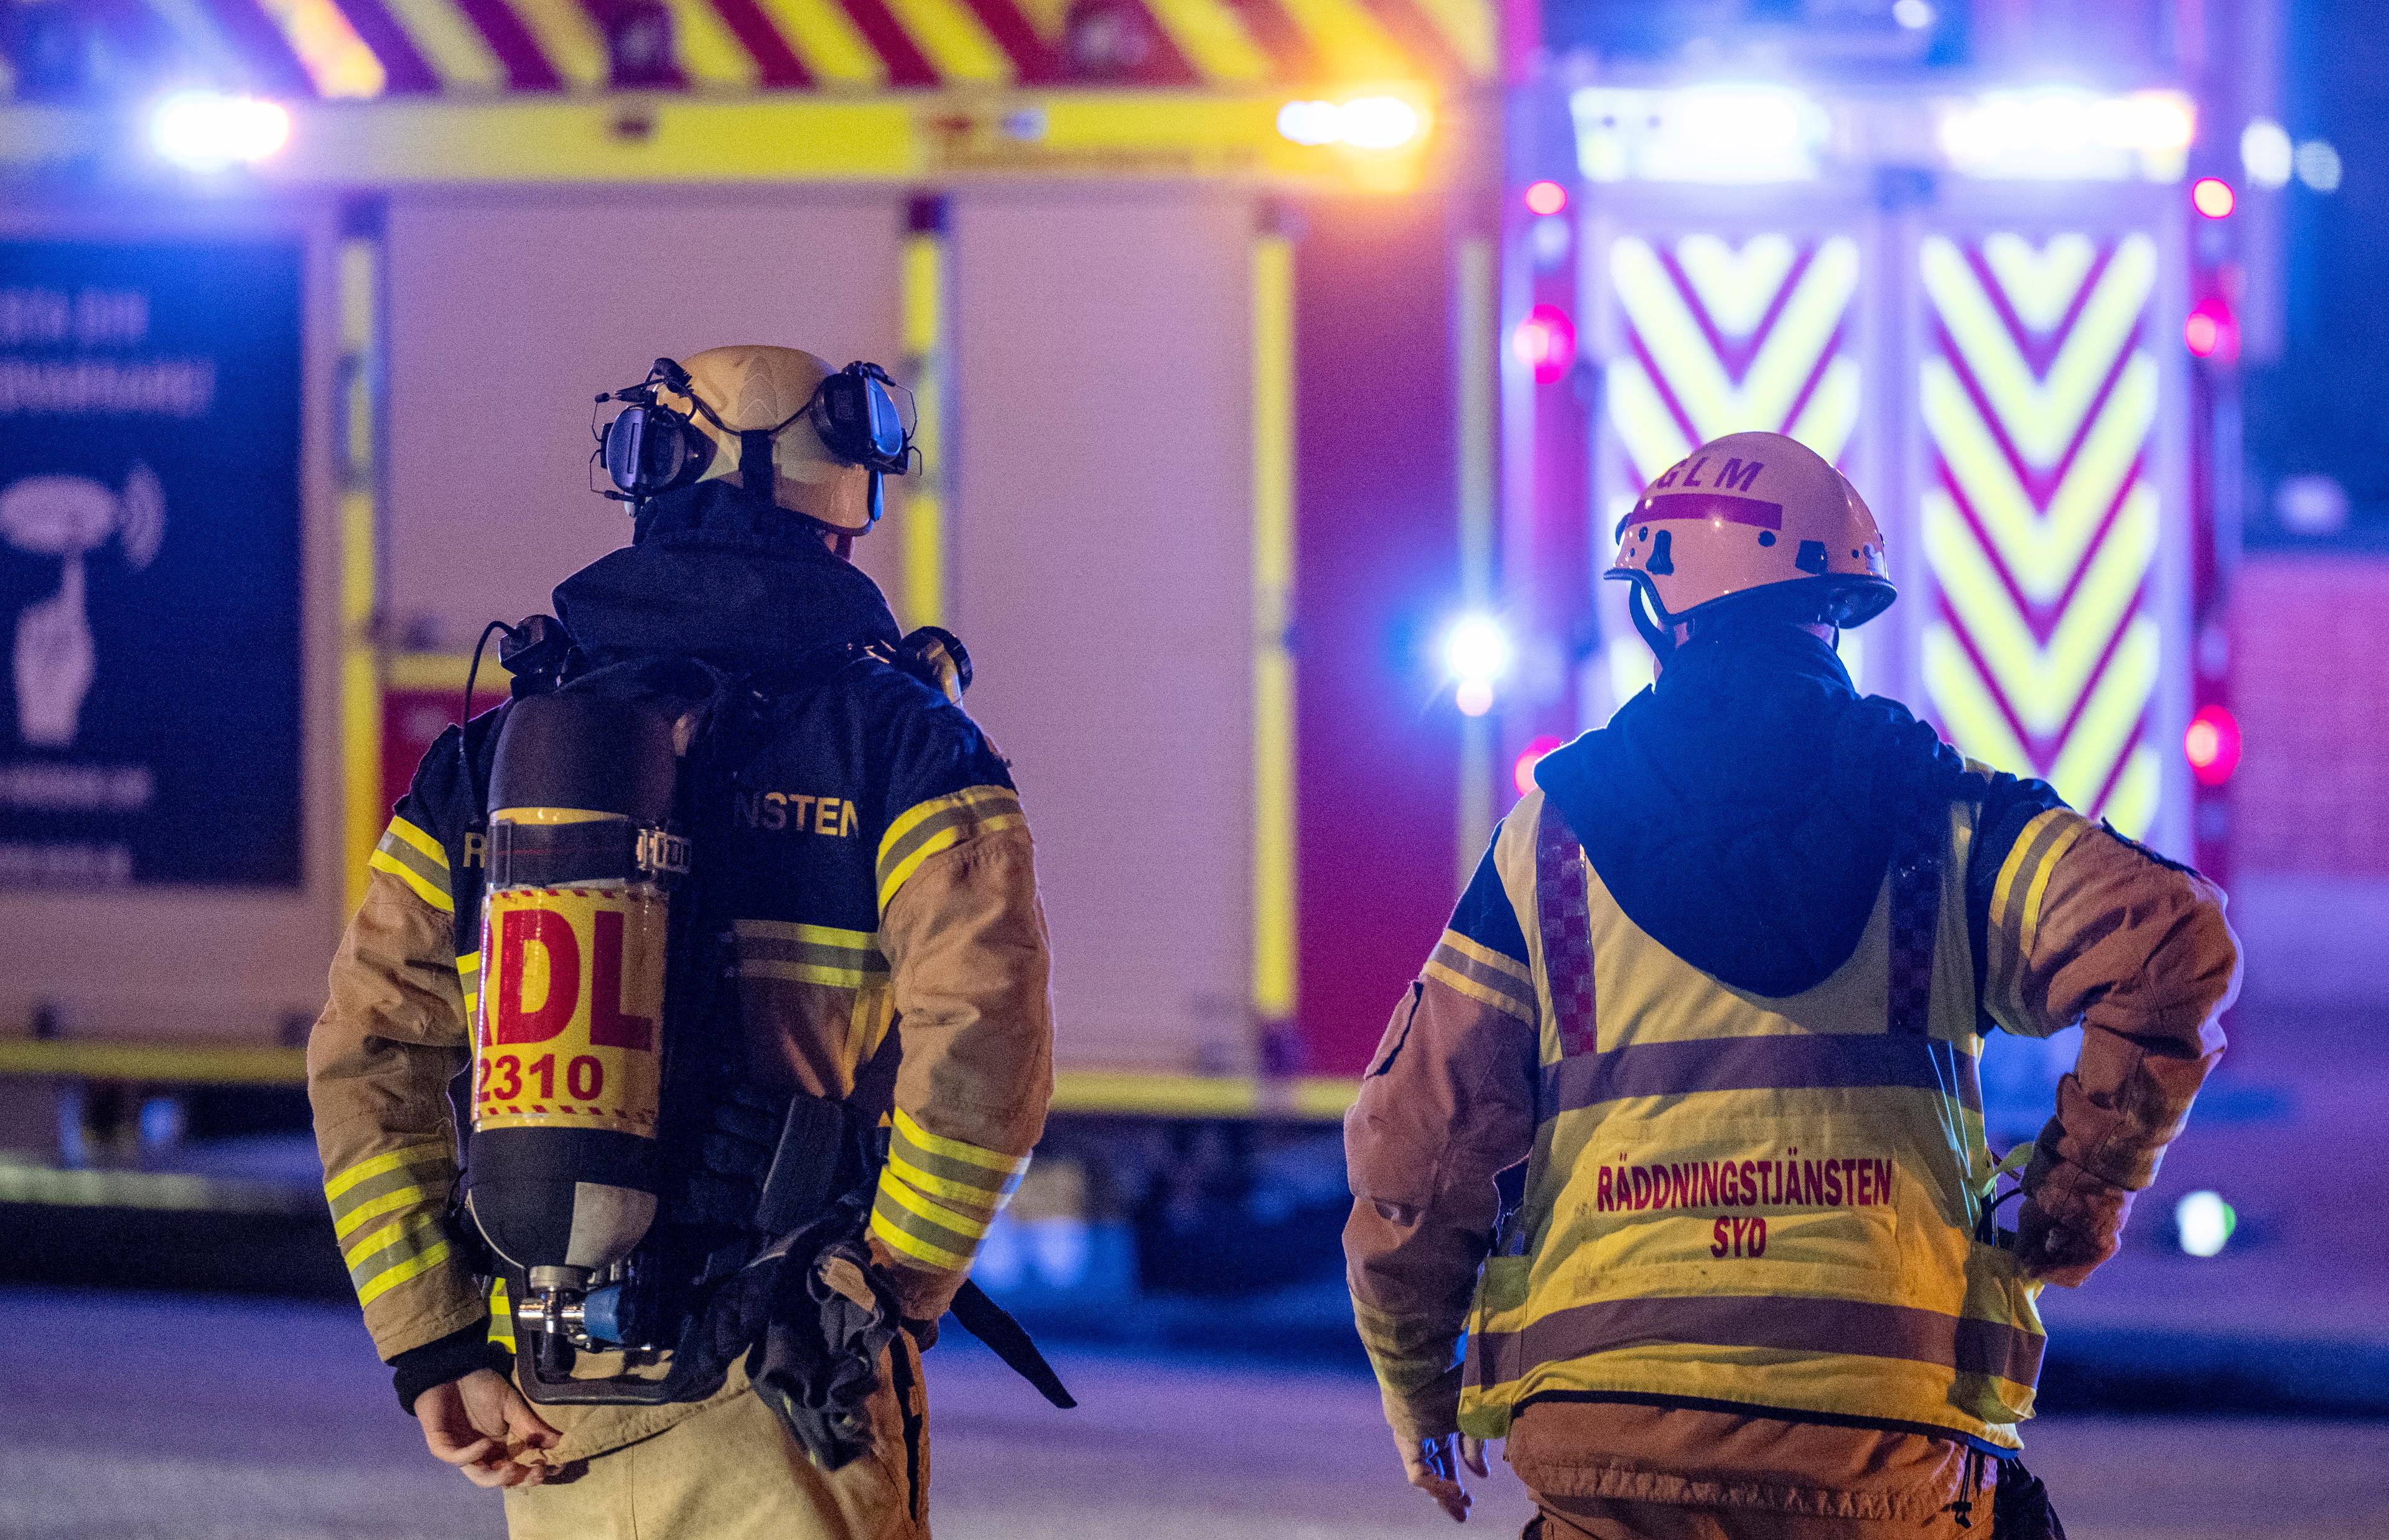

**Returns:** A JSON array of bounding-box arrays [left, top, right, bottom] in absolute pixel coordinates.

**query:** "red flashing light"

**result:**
[[2184, 705, 2241, 786], [1512, 304, 1577, 385], [2191, 177, 2236, 218], [2184, 297, 2238, 362], [1524, 180, 1568, 216], [1514, 735, 1564, 796]]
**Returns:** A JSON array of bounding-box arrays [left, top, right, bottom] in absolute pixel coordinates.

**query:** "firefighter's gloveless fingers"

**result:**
[[476, 1371, 561, 1451], [1402, 1434, 1478, 1523], [417, 1380, 498, 1467]]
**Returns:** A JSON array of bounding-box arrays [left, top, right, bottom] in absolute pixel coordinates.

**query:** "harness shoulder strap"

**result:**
[[1887, 795, 1945, 1035], [1534, 801, 1598, 1059]]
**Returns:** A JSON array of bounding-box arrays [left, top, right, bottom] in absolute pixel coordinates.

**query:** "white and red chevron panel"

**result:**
[[1598, 231, 1863, 699], [1917, 232, 2163, 837]]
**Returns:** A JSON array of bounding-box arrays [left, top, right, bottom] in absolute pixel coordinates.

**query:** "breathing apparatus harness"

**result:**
[[592, 356, 916, 530], [447, 612, 1066, 1469]]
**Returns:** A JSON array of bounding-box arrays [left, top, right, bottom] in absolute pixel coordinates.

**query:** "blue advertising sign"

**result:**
[[0, 239, 304, 888]]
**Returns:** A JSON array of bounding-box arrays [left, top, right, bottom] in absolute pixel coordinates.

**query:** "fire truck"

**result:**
[[0, 0, 2247, 1292]]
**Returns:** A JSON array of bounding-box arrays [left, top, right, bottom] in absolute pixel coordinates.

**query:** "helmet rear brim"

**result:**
[[1603, 567, 1898, 631]]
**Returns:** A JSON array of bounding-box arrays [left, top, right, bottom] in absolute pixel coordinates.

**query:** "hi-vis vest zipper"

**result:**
[[1459, 789, 2044, 1450]]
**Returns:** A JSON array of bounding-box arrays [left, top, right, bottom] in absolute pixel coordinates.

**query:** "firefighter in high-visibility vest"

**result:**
[[1344, 431, 2240, 1539], [307, 345, 1055, 1538]]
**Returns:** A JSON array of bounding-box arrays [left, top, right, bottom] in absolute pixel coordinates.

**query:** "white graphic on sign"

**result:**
[[1, 466, 164, 748]]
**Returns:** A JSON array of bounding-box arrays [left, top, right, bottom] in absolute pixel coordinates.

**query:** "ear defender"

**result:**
[[594, 353, 911, 523], [812, 363, 912, 475], [595, 359, 716, 504], [599, 404, 710, 500]]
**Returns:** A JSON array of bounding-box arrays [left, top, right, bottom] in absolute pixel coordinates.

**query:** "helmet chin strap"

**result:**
[[1630, 584, 1678, 666]]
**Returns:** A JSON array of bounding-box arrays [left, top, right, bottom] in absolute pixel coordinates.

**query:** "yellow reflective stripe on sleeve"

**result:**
[[875, 786, 1025, 911], [345, 1207, 453, 1304], [2017, 820, 2089, 955], [1438, 930, 1531, 985], [730, 919, 890, 991], [1989, 809, 2067, 934], [1423, 958, 1535, 1023], [880, 784, 1010, 856], [456, 952, 480, 1019], [1425, 929, 1536, 1023], [870, 1207, 972, 1272], [890, 1106, 1028, 1178], [356, 1238, 455, 1307], [324, 1139, 450, 1205], [370, 817, 452, 913], [877, 1168, 995, 1242], [888, 1146, 999, 1217], [386, 815, 444, 864], [869, 1177, 980, 1271], [368, 849, 450, 913], [1983, 807, 2097, 1032], [342, 1209, 430, 1266], [332, 1183, 429, 1243]]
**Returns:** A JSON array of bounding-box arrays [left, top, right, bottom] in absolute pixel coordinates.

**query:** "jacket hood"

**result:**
[[1533, 624, 1965, 997], [552, 483, 901, 676]]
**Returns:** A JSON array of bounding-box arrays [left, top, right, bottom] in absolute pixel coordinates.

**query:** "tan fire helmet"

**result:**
[[658, 345, 878, 533], [1607, 430, 1895, 649]]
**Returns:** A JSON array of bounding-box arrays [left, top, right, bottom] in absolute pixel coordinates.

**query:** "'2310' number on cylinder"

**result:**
[[478, 1052, 605, 1102]]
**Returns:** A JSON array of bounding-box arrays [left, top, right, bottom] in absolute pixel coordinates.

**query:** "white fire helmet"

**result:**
[[1607, 431, 1894, 650], [658, 345, 877, 534]]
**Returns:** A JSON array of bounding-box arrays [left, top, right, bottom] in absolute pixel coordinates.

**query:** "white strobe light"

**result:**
[[151, 93, 292, 172], [2174, 1190, 2236, 1258]]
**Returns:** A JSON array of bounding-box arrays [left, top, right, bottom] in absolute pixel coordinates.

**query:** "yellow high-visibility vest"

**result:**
[[1459, 789, 2043, 1450]]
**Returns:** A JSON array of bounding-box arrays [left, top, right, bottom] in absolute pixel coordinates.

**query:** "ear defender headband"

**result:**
[[592, 357, 915, 522]]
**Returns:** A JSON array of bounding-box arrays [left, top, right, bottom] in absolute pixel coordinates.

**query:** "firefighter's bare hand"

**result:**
[[416, 1368, 561, 1488], [1401, 1433, 1489, 1523]]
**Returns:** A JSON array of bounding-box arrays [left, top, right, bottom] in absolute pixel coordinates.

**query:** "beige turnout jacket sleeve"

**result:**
[[307, 861, 484, 1361], [866, 817, 1057, 1324], [1978, 809, 2242, 1283]]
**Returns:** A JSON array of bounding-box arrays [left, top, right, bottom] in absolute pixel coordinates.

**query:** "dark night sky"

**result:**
[[2243, 0, 2389, 520]]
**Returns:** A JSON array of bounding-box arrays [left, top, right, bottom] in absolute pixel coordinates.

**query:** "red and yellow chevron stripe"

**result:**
[[24, 0, 1494, 97], [1918, 232, 2162, 837], [1600, 231, 1865, 696]]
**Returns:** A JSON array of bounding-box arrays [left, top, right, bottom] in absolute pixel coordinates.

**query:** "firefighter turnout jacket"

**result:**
[[1344, 626, 2238, 1491], [309, 485, 1054, 1460]]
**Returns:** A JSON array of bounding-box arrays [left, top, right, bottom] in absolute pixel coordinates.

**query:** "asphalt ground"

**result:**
[[2, 1287, 2385, 1540]]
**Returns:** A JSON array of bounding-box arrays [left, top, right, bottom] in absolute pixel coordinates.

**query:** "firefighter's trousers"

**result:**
[[503, 1341, 929, 1540]]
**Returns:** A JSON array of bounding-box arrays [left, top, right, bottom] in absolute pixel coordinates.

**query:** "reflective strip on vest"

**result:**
[[1458, 791, 2042, 1451]]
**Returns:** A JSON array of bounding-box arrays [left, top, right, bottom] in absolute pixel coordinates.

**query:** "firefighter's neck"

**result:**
[[1653, 619, 1836, 678]]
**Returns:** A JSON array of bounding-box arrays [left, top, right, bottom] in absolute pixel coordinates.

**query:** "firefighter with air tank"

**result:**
[[307, 345, 1062, 1538], [1344, 432, 2241, 1538]]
